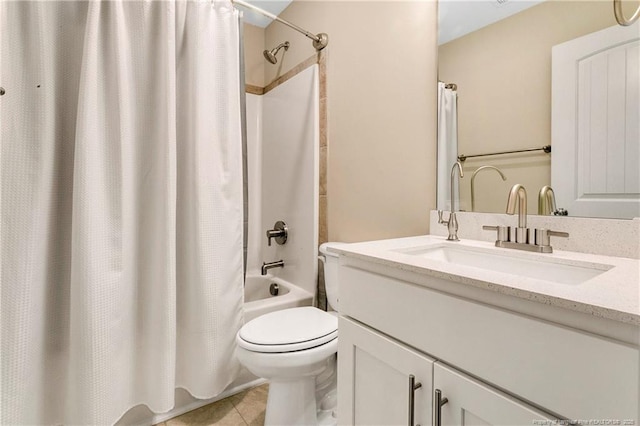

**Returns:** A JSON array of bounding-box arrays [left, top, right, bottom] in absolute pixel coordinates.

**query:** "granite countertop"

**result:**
[[331, 235, 640, 326]]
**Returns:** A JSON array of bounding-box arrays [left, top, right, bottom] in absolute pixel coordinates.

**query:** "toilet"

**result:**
[[235, 242, 342, 426]]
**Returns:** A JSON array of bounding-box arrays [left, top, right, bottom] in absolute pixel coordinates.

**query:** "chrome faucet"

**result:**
[[506, 184, 527, 243], [438, 161, 464, 241], [538, 186, 557, 215], [484, 184, 569, 253], [471, 166, 507, 212], [261, 260, 284, 276]]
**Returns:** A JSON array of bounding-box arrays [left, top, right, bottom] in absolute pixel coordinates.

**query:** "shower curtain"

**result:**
[[1, 1, 244, 424], [437, 82, 459, 210]]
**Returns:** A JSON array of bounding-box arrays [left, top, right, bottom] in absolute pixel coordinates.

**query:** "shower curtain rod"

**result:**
[[458, 145, 551, 162], [231, 0, 328, 50]]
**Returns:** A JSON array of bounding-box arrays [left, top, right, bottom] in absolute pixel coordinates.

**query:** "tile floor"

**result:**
[[158, 384, 268, 426]]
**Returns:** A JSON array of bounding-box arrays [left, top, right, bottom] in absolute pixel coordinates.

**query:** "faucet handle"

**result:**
[[535, 229, 569, 246], [266, 221, 288, 246], [438, 210, 448, 225], [548, 230, 569, 237], [483, 225, 510, 242]]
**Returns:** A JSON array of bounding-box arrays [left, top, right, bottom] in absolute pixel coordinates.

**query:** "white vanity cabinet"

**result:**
[[338, 316, 556, 426], [433, 363, 556, 425], [338, 317, 434, 426], [336, 252, 639, 425]]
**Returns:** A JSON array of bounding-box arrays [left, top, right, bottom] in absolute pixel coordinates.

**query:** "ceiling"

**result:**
[[239, 0, 545, 44], [438, 0, 544, 44], [239, 0, 291, 28]]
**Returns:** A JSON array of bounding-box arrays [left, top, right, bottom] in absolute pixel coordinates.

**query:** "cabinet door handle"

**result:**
[[408, 374, 422, 426], [434, 389, 449, 426]]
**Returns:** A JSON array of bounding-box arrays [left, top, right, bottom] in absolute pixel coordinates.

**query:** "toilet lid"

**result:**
[[238, 307, 338, 353]]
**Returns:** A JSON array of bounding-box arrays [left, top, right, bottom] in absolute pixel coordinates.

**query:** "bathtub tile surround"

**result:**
[[430, 210, 640, 259], [245, 62, 319, 293], [159, 384, 268, 426], [318, 49, 328, 245], [244, 49, 330, 311], [246, 84, 264, 95], [245, 50, 329, 246]]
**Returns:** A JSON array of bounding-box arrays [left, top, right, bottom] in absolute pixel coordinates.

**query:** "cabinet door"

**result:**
[[338, 317, 434, 426], [433, 363, 557, 426]]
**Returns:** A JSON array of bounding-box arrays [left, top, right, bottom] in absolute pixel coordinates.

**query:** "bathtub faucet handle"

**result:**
[[266, 221, 288, 246]]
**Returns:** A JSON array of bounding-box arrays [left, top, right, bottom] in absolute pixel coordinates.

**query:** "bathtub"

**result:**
[[244, 274, 314, 322]]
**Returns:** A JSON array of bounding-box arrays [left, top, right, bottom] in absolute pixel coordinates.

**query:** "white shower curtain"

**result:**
[[1, 1, 244, 424], [437, 82, 459, 210]]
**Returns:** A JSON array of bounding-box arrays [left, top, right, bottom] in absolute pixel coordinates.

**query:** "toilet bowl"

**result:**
[[235, 243, 343, 426]]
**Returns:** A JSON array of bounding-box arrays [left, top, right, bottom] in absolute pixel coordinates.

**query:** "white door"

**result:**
[[433, 363, 557, 426], [552, 22, 640, 219], [337, 317, 433, 426]]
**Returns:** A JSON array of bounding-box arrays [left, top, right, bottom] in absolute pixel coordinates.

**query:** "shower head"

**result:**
[[263, 41, 289, 64]]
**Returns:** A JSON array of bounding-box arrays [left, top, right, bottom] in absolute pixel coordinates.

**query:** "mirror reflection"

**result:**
[[437, 0, 640, 219]]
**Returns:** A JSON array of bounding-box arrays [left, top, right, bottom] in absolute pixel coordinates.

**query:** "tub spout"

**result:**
[[262, 260, 284, 276]]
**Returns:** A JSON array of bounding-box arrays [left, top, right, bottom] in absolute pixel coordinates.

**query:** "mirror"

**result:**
[[437, 0, 639, 219]]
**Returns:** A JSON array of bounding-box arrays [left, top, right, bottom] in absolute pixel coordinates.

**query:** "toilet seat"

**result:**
[[237, 307, 338, 353]]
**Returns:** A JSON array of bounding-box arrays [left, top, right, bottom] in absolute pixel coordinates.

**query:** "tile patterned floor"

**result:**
[[158, 384, 268, 426]]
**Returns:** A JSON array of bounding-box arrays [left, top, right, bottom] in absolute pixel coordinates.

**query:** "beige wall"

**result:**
[[243, 23, 265, 87], [438, 0, 619, 215], [264, 1, 438, 242]]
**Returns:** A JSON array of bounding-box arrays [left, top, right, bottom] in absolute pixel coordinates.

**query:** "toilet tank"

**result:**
[[319, 242, 345, 311]]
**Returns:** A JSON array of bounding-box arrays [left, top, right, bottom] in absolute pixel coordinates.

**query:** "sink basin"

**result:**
[[395, 244, 612, 285]]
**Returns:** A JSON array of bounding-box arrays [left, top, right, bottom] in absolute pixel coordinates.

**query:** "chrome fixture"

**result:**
[[538, 186, 557, 215], [232, 0, 329, 51], [538, 186, 568, 216], [263, 41, 289, 65], [266, 221, 288, 246], [484, 183, 569, 253], [614, 0, 640, 26], [438, 161, 464, 241], [269, 282, 279, 296], [506, 184, 527, 243], [261, 260, 284, 276], [483, 225, 569, 253], [471, 165, 507, 212], [434, 389, 449, 426], [458, 145, 550, 162], [408, 375, 422, 426]]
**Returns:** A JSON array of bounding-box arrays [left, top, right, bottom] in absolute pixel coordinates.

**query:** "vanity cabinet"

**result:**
[[338, 317, 434, 426], [337, 257, 639, 424], [338, 316, 556, 426], [434, 363, 555, 425]]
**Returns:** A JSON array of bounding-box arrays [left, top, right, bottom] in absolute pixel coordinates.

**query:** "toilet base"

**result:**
[[265, 377, 317, 426], [263, 356, 338, 426]]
